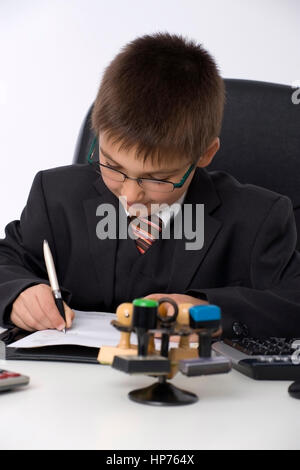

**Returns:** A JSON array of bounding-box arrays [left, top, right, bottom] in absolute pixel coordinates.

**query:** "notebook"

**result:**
[[0, 310, 135, 363]]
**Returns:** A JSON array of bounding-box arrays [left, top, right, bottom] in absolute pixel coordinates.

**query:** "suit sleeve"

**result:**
[[0, 171, 72, 328], [186, 196, 300, 338]]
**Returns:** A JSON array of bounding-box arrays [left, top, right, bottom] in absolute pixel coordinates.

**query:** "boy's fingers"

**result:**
[[144, 294, 174, 316], [63, 302, 75, 329], [11, 310, 35, 332], [10, 285, 74, 332], [17, 293, 53, 330], [36, 294, 66, 330], [144, 294, 162, 300]]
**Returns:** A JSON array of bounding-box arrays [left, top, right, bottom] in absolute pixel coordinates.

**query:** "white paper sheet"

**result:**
[[8, 310, 138, 349], [7, 308, 188, 350]]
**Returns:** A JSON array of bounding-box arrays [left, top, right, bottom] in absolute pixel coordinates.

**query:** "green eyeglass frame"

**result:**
[[87, 136, 195, 189]]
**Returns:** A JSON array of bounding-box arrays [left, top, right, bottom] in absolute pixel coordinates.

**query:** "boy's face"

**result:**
[[98, 131, 219, 216]]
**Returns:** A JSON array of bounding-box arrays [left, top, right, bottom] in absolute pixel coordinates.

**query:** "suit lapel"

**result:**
[[83, 176, 119, 309], [167, 168, 222, 293]]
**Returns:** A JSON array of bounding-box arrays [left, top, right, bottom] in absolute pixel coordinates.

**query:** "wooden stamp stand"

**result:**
[[98, 303, 137, 364], [98, 302, 157, 365], [168, 303, 198, 379], [126, 298, 199, 405], [98, 298, 230, 406]]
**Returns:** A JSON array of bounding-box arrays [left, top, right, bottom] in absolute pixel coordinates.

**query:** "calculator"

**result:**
[[0, 368, 30, 392]]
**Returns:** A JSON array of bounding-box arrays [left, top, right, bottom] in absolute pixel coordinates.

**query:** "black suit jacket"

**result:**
[[1, 163, 300, 338]]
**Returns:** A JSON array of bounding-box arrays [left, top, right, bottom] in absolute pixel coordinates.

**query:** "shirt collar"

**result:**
[[124, 190, 187, 228]]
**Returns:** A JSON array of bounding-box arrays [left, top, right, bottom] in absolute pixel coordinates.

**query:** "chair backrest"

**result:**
[[73, 78, 300, 249]]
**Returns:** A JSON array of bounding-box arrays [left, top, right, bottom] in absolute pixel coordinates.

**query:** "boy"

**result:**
[[1, 32, 300, 338]]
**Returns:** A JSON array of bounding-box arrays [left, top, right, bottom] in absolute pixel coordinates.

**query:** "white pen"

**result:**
[[43, 239, 66, 334]]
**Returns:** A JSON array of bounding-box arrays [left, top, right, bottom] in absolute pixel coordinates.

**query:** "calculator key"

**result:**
[[0, 373, 10, 379]]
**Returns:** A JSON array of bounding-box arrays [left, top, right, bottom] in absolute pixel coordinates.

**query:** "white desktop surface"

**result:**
[[0, 356, 300, 450]]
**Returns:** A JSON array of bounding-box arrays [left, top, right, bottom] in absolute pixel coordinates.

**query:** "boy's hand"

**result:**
[[10, 284, 75, 332], [144, 293, 223, 340]]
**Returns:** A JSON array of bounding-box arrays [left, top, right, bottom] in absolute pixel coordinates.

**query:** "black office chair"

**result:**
[[73, 78, 300, 250]]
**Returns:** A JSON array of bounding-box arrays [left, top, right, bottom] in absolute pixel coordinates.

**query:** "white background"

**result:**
[[0, 0, 299, 237]]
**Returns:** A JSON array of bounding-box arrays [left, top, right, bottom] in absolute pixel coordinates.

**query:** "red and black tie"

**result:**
[[129, 214, 163, 254]]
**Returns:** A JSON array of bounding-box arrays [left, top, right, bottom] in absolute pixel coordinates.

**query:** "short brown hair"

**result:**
[[91, 32, 225, 165]]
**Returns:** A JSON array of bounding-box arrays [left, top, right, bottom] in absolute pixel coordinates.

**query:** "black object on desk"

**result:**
[[212, 337, 300, 380], [288, 381, 300, 399], [0, 327, 99, 364]]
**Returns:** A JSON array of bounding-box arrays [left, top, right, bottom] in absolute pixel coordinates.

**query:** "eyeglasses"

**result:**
[[87, 136, 195, 193]]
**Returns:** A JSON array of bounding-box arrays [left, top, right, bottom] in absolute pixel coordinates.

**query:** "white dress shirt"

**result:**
[[124, 190, 187, 228]]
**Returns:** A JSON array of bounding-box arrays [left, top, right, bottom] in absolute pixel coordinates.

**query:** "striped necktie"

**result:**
[[129, 214, 163, 254]]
